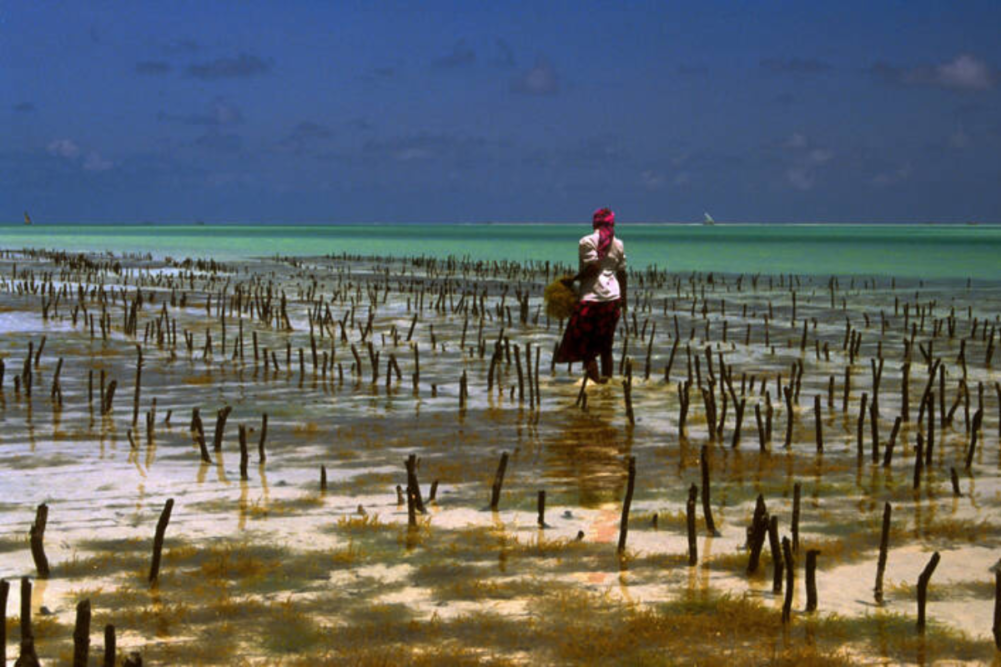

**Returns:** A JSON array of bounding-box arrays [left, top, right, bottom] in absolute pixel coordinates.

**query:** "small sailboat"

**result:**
[[703, 212, 715, 226], [24, 211, 32, 226]]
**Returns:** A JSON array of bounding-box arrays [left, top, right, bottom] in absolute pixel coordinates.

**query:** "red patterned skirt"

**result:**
[[555, 299, 621, 364]]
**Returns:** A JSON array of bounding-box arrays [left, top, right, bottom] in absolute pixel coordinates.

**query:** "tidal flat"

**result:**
[[0, 248, 1000, 665]]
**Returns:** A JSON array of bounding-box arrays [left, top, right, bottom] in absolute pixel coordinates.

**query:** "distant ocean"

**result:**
[[1, 224, 999, 280]]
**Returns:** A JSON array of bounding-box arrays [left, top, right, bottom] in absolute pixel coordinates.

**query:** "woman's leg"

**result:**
[[599, 344, 614, 379]]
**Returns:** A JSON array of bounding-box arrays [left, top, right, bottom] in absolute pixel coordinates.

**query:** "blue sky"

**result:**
[[3, 1, 1000, 223]]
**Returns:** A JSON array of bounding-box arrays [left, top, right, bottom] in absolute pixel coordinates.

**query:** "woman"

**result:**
[[555, 207, 628, 383]]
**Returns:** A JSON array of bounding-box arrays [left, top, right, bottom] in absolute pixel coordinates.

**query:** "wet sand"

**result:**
[[0, 248, 999, 665]]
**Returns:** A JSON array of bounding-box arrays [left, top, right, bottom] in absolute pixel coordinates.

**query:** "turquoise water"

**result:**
[[1, 224, 999, 280]]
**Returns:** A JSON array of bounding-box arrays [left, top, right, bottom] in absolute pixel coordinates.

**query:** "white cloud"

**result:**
[[640, 170, 666, 190], [781, 133, 834, 191], [512, 57, 559, 95], [949, 124, 970, 149], [784, 133, 808, 149], [83, 151, 113, 172], [870, 163, 912, 188], [875, 54, 996, 92], [807, 149, 832, 165], [785, 167, 814, 191], [47, 139, 80, 159], [932, 54, 994, 91]]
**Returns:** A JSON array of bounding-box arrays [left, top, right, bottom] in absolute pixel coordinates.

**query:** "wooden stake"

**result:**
[[73, 599, 91, 667], [617, 456, 636, 554], [149, 498, 174, 584], [700, 446, 717, 535], [686, 483, 698, 565], [805, 549, 819, 612], [916, 551, 941, 632], [489, 452, 509, 511], [874, 502, 891, 604], [29, 504, 50, 578]]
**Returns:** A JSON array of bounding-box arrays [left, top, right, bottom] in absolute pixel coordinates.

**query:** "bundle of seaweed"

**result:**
[[544, 275, 578, 320]]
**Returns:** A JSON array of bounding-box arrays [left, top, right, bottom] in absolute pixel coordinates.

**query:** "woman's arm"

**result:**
[[565, 261, 601, 284], [616, 269, 628, 309]]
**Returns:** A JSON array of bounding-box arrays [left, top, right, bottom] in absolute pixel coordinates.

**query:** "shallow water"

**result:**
[[2, 222, 1001, 279], [0, 247, 999, 664]]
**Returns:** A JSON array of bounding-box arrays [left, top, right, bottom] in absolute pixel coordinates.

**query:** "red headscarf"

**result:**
[[592, 208, 615, 259]]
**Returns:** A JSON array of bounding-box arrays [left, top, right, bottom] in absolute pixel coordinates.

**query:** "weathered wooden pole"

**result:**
[[792, 482, 801, 553], [813, 394, 823, 453], [700, 446, 717, 535], [781, 537, 794, 623], [993, 571, 1001, 650], [258, 413, 268, 463], [537, 491, 546, 528], [73, 599, 91, 667], [29, 504, 50, 578], [405, 455, 427, 514], [874, 502, 892, 604], [149, 498, 174, 584], [916, 551, 941, 632], [747, 495, 768, 574], [212, 406, 232, 452], [805, 550, 819, 612], [238, 425, 249, 481], [489, 452, 509, 511], [768, 516, 782, 593], [686, 483, 698, 565], [18, 577, 39, 667], [104, 624, 116, 667], [0, 578, 8, 665], [617, 456, 636, 554]]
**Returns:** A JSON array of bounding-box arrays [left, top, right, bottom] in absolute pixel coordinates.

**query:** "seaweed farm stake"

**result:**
[[916, 551, 941, 632], [874, 502, 892, 604], [950, 467, 962, 496], [104, 624, 116, 667], [882, 417, 901, 468], [700, 445, 717, 535], [768, 516, 782, 593], [792, 483, 801, 553], [964, 408, 983, 470], [238, 425, 249, 480], [686, 483, 698, 565], [18, 577, 39, 667], [320, 466, 327, 492], [537, 490, 546, 528], [781, 537, 794, 623], [0, 578, 7, 664], [258, 413, 268, 463], [405, 455, 426, 514], [73, 599, 91, 667], [149, 498, 174, 584], [212, 405, 232, 452], [813, 394, 823, 453], [490, 451, 509, 511], [755, 403, 767, 452], [617, 456, 636, 554], [29, 504, 49, 578], [805, 550, 819, 612], [746, 495, 768, 575], [994, 571, 1001, 650], [191, 408, 211, 464]]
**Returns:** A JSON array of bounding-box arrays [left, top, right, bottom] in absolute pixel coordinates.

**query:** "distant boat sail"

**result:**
[[703, 212, 715, 226], [24, 211, 32, 226]]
